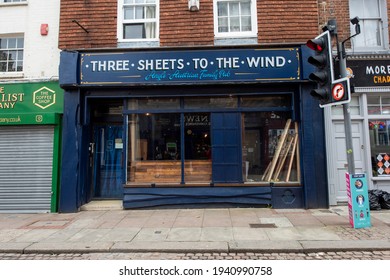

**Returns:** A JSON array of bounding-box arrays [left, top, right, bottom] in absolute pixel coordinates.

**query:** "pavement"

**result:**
[[0, 202, 390, 255]]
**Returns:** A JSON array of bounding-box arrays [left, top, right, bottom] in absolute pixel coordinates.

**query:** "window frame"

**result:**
[[349, 0, 389, 51], [0, 0, 27, 4], [0, 35, 24, 74], [213, 0, 258, 39], [117, 0, 159, 43]]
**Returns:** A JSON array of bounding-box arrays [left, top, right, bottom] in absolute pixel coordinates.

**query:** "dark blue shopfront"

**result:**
[[58, 46, 328, 212]]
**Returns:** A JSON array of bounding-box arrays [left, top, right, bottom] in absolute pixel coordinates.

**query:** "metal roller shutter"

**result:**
[[0, 126, 54, 213]]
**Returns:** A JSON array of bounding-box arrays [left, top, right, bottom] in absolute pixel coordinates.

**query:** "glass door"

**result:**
[[92, 125, 124, 198]]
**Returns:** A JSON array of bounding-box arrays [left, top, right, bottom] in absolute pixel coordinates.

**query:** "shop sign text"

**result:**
[[0, 86, 24, 109], [347, 60, 390, 87], [0, 82, 63, 114], [80, 48, 300, 85]]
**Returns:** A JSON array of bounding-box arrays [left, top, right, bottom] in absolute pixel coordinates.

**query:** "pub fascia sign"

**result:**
[[79, 48, 301, 85]]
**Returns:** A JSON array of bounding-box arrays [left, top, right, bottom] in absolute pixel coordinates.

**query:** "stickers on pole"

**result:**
[[346, 173, 371, 229]]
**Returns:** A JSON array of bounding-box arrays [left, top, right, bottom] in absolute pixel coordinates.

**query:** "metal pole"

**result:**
[[339, 42, 355, 174]]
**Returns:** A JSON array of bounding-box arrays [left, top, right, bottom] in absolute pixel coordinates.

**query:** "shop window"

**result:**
[[126, 95, 300, 186], [331, 96, 360, 116], [118, 0, 159, 41], [214, 0, 257, 38], [240, 95, 291, 108], [369, 120, 390, 176], [184, 113, 212, 183], [0, 36, 23, 72], [349, 0, 388, 51], [242, 112, 300, 183], [367, 95, 390, 115], [128, 113, 181, 184], [128, 98, 180, 110], [184, 96, 237, 109]]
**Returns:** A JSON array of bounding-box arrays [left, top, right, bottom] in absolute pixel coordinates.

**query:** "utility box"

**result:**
[[346, 173, 371, 228]]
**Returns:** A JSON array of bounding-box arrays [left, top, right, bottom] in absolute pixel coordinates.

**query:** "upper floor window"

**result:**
[[118, 0, 159, 41], [349, 0, 388, 50], [0, 36, 24, 73], [214, 0, 257, 38], [0, 0, 27, 3]]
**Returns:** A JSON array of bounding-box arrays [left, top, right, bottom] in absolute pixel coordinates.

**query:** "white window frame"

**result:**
[[0, 35, 24, 75], [213, 0, 257, 38], [349, 0, 389, 52], [0, 0, 27, 4], [117, 0, 159, 43]]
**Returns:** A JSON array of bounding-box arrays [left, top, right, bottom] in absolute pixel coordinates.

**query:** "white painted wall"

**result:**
[[0, 1, 60, 81]]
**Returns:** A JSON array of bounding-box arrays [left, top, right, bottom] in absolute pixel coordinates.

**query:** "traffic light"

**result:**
[[306, 31, 334, 107]]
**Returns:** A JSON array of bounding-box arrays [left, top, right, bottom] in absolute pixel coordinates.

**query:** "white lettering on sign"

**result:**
[[366, 65, 390, 75], [90, 60, 130, 72], [0, 92, 25, 110], [246, 56, 286, 68], [137, 59, 185, 71], [87, 56, 290, 73]]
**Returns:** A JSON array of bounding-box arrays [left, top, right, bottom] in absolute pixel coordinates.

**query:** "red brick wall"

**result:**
[[62, 0, 389, 49], [257, 1, 319, 44], [59, 0, 117, 49], [160, 0, 214, 46]]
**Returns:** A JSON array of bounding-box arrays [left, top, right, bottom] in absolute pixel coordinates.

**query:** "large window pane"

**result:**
[[216, 0, 254, 34], [121, 0, 157, 40], [0, 36, 23, 72], [240, 95, 291, 108], [349, 0, 384, 49], [184, 96, 237, 109], [184, 113, 212, 183], [128, 113, 181, 184], [369, 120, 390, 176], [242, 112, 299, 182], [128, 98, 180, 110], [364, 0, 380, 17]]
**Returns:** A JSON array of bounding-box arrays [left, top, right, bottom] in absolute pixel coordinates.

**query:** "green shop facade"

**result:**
[[59, 45, 329, 212], [0, 81, 63, 213]]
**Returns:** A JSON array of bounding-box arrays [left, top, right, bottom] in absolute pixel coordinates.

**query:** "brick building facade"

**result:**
[[57, 0, 390, 212], [59, 0, 320, 49]]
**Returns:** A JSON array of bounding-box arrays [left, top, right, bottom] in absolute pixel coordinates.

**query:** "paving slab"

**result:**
[[12, 229, 59, 243], [294, 227, 342, 241], [99, 228, 140, 242], [371, 212, 390, 224], [201, 227, 234, 241], [232, 227, 269, 241], [260, 217, 293, 228], [166, 228, 202, 242], [264, 227, 302, 240], [0, 229, 31, 242], [133, 228, 169, 241], [111, 241, 229, 253], [68, 228, 111, 242], [41, 228, 82, 242]]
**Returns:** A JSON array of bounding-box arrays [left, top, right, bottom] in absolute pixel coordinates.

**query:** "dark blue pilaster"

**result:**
[[300, 84, 329, 208], [58, 89, 81, 212]]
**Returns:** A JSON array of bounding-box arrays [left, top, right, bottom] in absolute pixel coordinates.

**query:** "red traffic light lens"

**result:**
[[306, 39, 324, 52]]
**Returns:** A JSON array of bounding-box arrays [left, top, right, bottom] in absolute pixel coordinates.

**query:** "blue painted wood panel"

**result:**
[[211, 113, 243, 183], [123, 187, 272, 209]]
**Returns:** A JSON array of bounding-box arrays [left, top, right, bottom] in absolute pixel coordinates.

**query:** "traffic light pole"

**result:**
[[338, 42, 355, 174]]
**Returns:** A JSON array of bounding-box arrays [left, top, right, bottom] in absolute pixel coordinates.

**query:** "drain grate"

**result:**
[[249, 223, 277, 228]]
